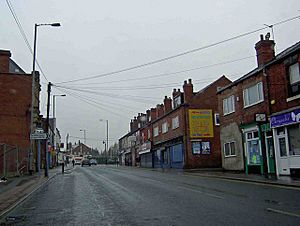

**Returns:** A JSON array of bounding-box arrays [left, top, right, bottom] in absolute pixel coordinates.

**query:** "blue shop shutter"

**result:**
[[172, 144, 183, 163]]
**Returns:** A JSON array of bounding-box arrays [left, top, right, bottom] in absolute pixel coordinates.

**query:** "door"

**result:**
[[275, 127, 290, 175], [265, 131, 275, 174]]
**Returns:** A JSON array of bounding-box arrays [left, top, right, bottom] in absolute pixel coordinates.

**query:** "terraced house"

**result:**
[[218, 34, 300, 177]]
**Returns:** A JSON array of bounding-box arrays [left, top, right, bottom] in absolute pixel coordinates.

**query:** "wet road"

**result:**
[[2, 165, 300, 225]]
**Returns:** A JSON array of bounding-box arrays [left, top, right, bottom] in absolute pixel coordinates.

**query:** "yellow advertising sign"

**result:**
[[189, 109, 214, 138]]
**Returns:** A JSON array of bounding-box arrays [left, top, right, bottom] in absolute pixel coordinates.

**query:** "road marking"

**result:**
[[266, 208, 300, 218], [178, 186, 224, 199]]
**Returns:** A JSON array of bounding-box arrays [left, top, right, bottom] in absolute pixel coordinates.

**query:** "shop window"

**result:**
[[288, 63, 300, 97], [288, 124, 300, 156], [223, 95, 235, 115], [224, 141, 236, 157], [245, 130, 261, 165], [243, 82, 264, 107]]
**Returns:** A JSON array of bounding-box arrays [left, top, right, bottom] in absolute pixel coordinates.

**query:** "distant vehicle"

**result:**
[[81, 158, 91, 167], [90, 159, 97, 165], [74, 157, 83, 165]]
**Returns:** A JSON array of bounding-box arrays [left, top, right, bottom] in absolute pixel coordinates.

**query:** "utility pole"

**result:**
[[45, 82, 52, 177]]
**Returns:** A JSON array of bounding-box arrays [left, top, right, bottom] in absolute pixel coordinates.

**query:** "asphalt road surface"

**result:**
[[1, 165, 300, 226]]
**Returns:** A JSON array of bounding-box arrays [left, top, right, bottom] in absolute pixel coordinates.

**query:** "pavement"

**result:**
[[0, 164, 73, 219]]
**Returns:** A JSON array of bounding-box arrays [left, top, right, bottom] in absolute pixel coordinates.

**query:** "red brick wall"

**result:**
[[0, 73, 32, 175], [185, 76, 231, 168], [268, 54, 300, 113], [152, 107, 185, 145], [219, 72, 269, 127]]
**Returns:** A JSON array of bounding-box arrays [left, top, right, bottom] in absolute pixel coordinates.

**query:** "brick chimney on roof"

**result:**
[[150, 107, 157, 121], [156, 104, 164, 118], [183, 79, 193, 103], [146, 109, 151, 122], [0, 50, 11, 73], [255, 34, 275, 67], [164, 96, 172, 113]]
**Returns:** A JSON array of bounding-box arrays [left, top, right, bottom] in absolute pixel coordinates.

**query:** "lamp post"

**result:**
[[100, 119, 109, 164], [103, 140, 107, 165], [30, 22, 61, 177]]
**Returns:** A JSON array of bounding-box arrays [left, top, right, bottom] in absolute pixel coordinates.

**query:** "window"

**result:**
[[214, 113, 220, 126], [245, 130, 261, 165], [162, 122, 168, 133], [172, 116, 179, 129], [243, 82, 264, 107], [147, 129, 151, 139], [224, 141, 236, 157], [288, 124, 300, 156], [288, 63, 300, 96], [153, 126, 159, 137], [223, 95, 235, 115]]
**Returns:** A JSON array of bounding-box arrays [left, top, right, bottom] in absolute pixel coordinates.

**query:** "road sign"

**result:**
[[30, 133, 48, 140]]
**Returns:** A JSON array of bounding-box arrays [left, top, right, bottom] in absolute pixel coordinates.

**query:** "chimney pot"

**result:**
[[260, 34, 264, 40]]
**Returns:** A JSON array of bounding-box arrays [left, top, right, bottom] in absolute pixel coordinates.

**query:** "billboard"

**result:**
[[189, 109, 214, 138]]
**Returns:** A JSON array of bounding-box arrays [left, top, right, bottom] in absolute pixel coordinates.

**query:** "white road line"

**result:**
[[178, 186, 224, 200], [266, 208, 300, 218]]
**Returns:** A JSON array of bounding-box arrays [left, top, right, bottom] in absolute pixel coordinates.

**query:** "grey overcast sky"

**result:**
[[1, 0, 300, 151]]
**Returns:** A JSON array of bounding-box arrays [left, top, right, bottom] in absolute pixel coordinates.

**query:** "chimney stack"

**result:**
[[164, 96, 172, 113], [150, 108, 157, 121], [255, 34, 275, 67], [156, 104, 164, 118], [0, 50, 11, 73], [183, 79, 193, 103]]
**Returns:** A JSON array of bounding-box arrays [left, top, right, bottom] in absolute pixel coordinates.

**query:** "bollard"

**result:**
[[62, 162, 64, 174]]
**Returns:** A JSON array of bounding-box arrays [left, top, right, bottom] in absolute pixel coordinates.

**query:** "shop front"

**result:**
[[139, 141, 153, 168], [271, 108, 300, 177], [153, 142, 184, 169], [242, 124, 264, 175]]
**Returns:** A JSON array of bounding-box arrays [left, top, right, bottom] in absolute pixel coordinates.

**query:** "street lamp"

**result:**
[[53, 94, 66, 119], [99, 119, 109, 164], [30, 22, 61, 177]]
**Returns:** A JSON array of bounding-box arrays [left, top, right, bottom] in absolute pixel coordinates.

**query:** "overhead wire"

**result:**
[[55, 15, 300, 85], [54, 86, 145, 113], [58, 55, 255, 87], [6, 0, 49, 82], [54, 86, 133, 117]]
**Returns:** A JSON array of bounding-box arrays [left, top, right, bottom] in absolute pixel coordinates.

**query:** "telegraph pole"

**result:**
[[45, 82, 52, 177]]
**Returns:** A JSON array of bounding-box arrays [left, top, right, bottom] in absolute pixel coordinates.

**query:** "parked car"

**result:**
[[90, 159, 97, 165], [74, 157, 83, 165], [81, 159, 91, 167]]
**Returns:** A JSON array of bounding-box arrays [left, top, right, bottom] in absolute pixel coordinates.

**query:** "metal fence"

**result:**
[[0, 143, 29, 178]]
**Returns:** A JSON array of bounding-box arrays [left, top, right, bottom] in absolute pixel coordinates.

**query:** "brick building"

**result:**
[[0, 49, 40, 176], [120, 76, 231, 169], [218, 35, 300, 176], [150, 77, 231, 169]]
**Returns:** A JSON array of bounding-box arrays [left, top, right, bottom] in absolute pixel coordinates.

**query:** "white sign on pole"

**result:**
[[30, 133, 48, 140]]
